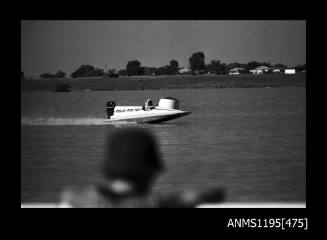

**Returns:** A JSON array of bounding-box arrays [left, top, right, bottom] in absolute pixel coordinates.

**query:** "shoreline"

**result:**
[[21, 73, 306, 92]]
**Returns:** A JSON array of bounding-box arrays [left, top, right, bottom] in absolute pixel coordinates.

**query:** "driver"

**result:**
[[145, 99, 154, 111]]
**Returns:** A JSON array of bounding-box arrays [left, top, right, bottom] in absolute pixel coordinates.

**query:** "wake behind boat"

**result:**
[[104, 97, 191, 123]]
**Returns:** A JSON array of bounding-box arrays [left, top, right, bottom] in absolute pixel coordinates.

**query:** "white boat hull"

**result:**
[[104, 107, 190, 123]]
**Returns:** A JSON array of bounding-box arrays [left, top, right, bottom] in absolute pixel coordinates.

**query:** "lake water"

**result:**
[[21, 87, 306, 203]]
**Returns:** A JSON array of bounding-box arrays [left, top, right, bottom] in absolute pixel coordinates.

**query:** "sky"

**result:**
[[21, 20, 306, 77]]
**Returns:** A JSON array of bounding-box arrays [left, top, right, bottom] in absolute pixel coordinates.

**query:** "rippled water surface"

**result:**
[[21, 87, 306, 202]]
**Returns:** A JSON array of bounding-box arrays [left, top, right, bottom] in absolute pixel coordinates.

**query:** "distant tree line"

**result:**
[[37, 51, 305, 79], [293, 64, 306, 72], [40, 70, 66, 78], [71, 65, 104, 78], [123, 59, 180, 76]]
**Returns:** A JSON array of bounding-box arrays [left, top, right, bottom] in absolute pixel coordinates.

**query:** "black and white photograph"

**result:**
[[21, 20, 306, 209]]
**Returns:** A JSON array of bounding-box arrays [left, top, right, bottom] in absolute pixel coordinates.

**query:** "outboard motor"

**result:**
[[106, 101, 116, 119], [158, 97, 179, 110]]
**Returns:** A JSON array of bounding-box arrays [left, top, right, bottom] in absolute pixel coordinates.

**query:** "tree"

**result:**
[[157, 66, 171, 75], [169, 60, 179, 74], [92, 68, 104, 77], [273, 63, 288, 69], [71, 65, 95, 78], [189, 52, 205, 73], [40, 73, 53, 78], [294, 64, 306, 72], [206, 60, 222, 74], [143, 67, 158, 76], [108, 69, 119, 78], [118, 69, 127, 76], [220, 63, 228, 75], [54, 70, 66, 78], [126, 60, 142, 76], [246, 61, 262, 71], [227, 62, 243, 71], [245, 61, 271, 71], [138, 67, 145, 76], [40, 70, 66, 78], [262, 62, 271, 67]]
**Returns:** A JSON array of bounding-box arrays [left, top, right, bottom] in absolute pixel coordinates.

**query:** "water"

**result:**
[[21, 88, 306, 203]]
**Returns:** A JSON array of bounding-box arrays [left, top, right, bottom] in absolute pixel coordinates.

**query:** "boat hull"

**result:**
[[147, 111, 190, 123], [104, 110, 190, 124]]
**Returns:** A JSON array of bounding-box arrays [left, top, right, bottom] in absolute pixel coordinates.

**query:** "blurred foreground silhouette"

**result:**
[[61, 127, 225, 208]]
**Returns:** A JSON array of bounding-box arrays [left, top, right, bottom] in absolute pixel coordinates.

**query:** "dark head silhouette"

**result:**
[[102, 127, 163, 193], [61, 127, 225, 207]]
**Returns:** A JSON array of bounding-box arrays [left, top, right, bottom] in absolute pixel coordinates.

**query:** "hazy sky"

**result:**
[[21, 20, 306, 77]]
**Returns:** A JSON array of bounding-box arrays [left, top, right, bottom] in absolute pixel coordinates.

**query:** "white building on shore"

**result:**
[[228, 67, 246, 75], [284, 69, 296, 74], [178, 67, 192, 74], [250, 66, 272, 74]]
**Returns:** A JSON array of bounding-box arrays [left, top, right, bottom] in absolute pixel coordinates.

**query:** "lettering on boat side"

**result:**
[[115, 108, 142, 113]]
